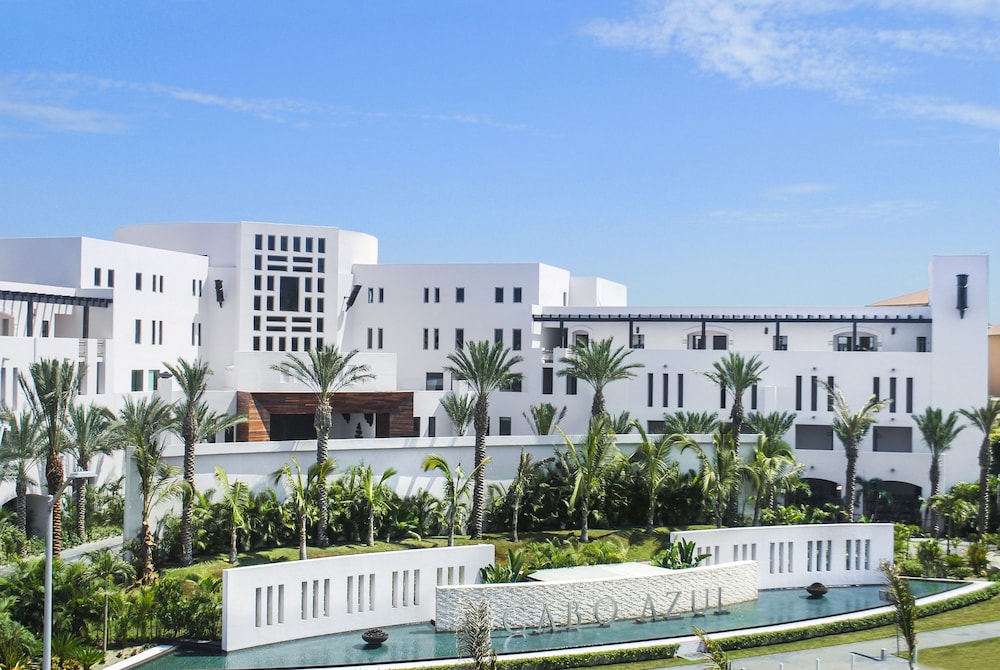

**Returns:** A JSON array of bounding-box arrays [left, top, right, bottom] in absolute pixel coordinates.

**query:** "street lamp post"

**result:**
[[43, 470, 96, 670]]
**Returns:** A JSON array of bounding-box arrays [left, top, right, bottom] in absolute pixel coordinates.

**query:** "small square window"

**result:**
[[499, 417, 512, 436], [426, 372, 444, 391]]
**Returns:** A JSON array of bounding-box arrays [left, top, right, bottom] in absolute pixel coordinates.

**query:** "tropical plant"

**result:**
[[421, 453, 488, 546], [959, 399, 1000, 534], [0, 406, 42, 542], [505, 449, 552, 542], [694, 627, 731, 669], [651, 539, 711, 569], [215, 466, 250, 564], [663, 410, 719, 434], [65, 403, 116, 541], [703, 352, 767, 525], [444, 340, 522, 539], [632, 423, 690, 533], [441, 393, 476, 437], [114, 396, 177, 584], [455, 599, 496, 670], [18, 358, 84, 556], [273, 456, 335, 560], [967, 540, 989, 576], [522, 403, 567, 435], [479, 548, 532, 583], [346, 462, 398, 546], [881, 560, 917, 669], [558, 414, 622, 542], [746, 436, 804, 526], [683, 425, 747, 528], [609, 410, 635, 434], [912, 407, 965, 534], [927, 492, 974, 554], [745, 411, 797, 441], [85, 548, 134, 652], [271, 345, 374, 547], [557, 337, 642, 418], [824, 383, 892, 523]]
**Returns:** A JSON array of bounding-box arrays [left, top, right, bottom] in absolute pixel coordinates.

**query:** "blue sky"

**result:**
[[2, 1, 998, 321]]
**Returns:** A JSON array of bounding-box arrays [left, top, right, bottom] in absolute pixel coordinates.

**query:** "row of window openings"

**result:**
[[254, 234, 326, 254], [134, 320, 164, 345], [255, 316, 323, 333], [253, 255, 324, 273], [794, 375, 914, 414], [424, 371, 522, 393], [412, 414, 517, 437], [253, 336, 324, 352], [134, 272, 164, 292], [93, 268, 115, 287], [420, 328, 521, 351], [682, 333, 928, 353], [420, 287, 523, 304]]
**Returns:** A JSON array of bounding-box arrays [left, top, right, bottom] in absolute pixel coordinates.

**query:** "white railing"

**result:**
[[221, 544, 494, 651]]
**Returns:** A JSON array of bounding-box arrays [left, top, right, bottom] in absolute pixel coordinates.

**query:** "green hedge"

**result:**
[[495, 643, 680, 669]]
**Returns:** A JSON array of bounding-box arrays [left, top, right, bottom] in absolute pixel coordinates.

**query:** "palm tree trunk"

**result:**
[[447, 508, 456, 547], [141, 520, 156, 584], [511, 500, 520, 543], [75, 456, 90, 541], [471, 396, 489, 539], [299, 515, 308, 560], [15, 480, 27, 538], [230, 526, 239, 565], [726, 404, 744, 525], [591, 390, 605, 418], [580, 497, 589, 542], [314, 403, 332, 547], [845, 446, 858, 522], [47, 452, 64, 556], [929, 458, 941, 535], [979, 437, 991, 533], [103, 589, 110, 652], [367, 507, 375, 547], [181, 431, 196, 566], [646, 500, 655, 535]]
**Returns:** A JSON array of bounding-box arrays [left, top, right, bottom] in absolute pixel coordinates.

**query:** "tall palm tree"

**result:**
[[18, 358, 84, 556], [115, 396, 177, 584], [558, 415, 622, 541], [444, 340, 522, 539], [422, 454, 488, 547], [631, 423, 691, 533], [346, 462, 398, 547], [703, 353, 766, 524], [273, 456, 335, 560], [912, 407, 965, 534], [0, 406, 42, 541], [663, 410, 720, 434], [558, 337, 642, 418], [215, 466, 250, 565], [824, 382, 892, 523], [65, 403, 116, 541], [522, 403, 567, 435], [683, 425, 747, 528], [959, 399, 1000, 534], [85, 548, 134, 652], [271, 345, 374, 547], [745, 411, 797, 442], [440, 393, 476, 437], [505, 449, 552, 542]]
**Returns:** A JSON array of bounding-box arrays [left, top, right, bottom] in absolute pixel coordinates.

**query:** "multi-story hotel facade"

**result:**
[[0, 221, 992, 525]]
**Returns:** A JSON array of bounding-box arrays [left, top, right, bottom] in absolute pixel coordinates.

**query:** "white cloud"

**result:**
[[0, 97, 126, 134]]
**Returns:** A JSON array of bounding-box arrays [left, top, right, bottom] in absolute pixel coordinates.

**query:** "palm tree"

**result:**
[[825, 383, 892, 523], [683, 425, 747, 528], [444, 340, 522, 539], [271, 346, 374, 547], [215, 466, 250, 564], [440, 393, 476, 437], [703, 353, 767, 525], [346, 462, 398, 547], [18, 358, 84, 556], [421, 454, 487, 547], [506, 449, 553, 542], [912, 407, 965, 534], [558, 415, 622, 541], [522, 403, 567, 435], [959, 399, 1000, 534], [0, 406, 42, 540], [85, 548, 134, 652], [115, 396, 177, 584], [747, 436, 803, 525], [745, 411, 797, 442], [557, 337, 642, 418], [65, 403, 116, 541], [273, 456, 335, 560], [927, 492, 975, 554], [663, 411, 720, 434], [631, 423, 691, 533]]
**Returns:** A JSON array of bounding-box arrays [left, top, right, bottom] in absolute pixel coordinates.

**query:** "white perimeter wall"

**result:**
[[221, 544, 493, 651], [672, 523, 894, 589]]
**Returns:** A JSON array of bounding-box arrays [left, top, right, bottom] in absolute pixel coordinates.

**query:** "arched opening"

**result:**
[[860, 480, 922, 524]]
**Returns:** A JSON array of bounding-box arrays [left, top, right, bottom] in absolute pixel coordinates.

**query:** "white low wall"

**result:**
[[672, 523, 894, 589], [221, 544, 494, 651], [434, 561, 758, 632]]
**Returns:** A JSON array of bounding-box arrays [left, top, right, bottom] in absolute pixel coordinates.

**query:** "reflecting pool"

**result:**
[[137, 580, 959, 669]]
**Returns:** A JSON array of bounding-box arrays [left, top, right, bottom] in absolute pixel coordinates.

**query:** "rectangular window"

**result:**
[[906, 377, 913, 413], [427, 417, 436, 438], [423, 288, 430, 303], [773, 335, 788, 350], [367, 287, 374, 303], [873, 377, 880, 401], [412, 417, 420, 437], [40, 321, 49, 337], [425, 373, 444, 391], [266, 275, 275, 291], [280, 236, 288, 251], [719, 382, 726, 409], [504, 377, 522, 393], [631, 333, 645, 349], [94, 268, 101, 286], [108, 269, 114, 287], [513, 287, 522, 303], [253, 295, 261, 310], [826, 376, 834, 411], [566, 375, 577, 395], [267, 235, 275, 250], [197, 323, 201, 346], [304, 297, 312, 312], [151, 320, 156, 344], [266, 296, 274, 310], [377, 328, 383, 349], [148, 370, 159, 392], [317, 278, 325, 293], [662, 374, 669, 407], [158, 275, 164, 293], [495, 287, 503, 303], [422, 328, 429, 350], [889, 377, 897, 413], [542, 367, 553, 395], [677, 373, 684, 408], [455, 328, 464, 349], [378, 288, 384, 302], [434, 287, 440, 303], [712, 335, 728, 350], [135, 272, 142, 290], [494, 328, 503, 344], [318, 238, 326, 253], [795, 375, 803, 411], [293, 236, 301, 252], [367, 328, 373, 349], [916, 336, 927, 352], [433, 328, 439, 350], [134, 319, 141, 344], [647, 373, 654, 407], [512, 329, 522, 351], [279, 276, 299, 311], [810, 375, 818, 412], [456, 287, 465, 303], [751, 383, 758, 410], [499, 417, 512, 436], [131, 369, 143, 392], [255, 234, 263, 250], [254, 255, 262, 270], [305, 237, 313, 252]]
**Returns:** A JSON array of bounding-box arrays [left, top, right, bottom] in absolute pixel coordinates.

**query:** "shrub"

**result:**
[[898, 558, 924, 577], [651, 539, 711, 570], [967, 541, 989, 576]]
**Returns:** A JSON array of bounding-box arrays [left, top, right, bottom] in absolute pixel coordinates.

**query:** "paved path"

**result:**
[[700, 620, 1000, 669], [0, 535, 123, 576]]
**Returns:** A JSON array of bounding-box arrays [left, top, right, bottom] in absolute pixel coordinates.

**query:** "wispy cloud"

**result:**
[[584, 0, 1000, 128]]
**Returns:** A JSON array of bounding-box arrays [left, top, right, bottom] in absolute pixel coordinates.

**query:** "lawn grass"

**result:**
[[918, 637, 1000, 670]]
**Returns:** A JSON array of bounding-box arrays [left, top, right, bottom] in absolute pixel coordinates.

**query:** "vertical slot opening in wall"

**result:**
[[347, 576, 354, 614], [788, 542, 793, 573], [778, 543, 785, 573], [864, 540, 871, 570], [715, 546, 720, 563], [769, 543, 775, 574], [846, 540, 852, 569], [826, 540, 832, 571], [255, 587, 262, 627], [413, 570, 420, 606], [266, 586, 274, 625], [277, 584, 285, 624], [856, 539, 862, 570], [458, 566, 465, 584], [447, 566, 455, 584], [733, 545, 739, 562], [807, 541, 813, 571], [403, 571, 410, 607], [358, 574, 365, 612], [369, 574, 375, 611], [751, 544, 757, 561], [392, 572, 399, 608], [300, 582, 308, 620], [324, 579, 331, 617], [436, 567, 443, 586], [313, 580, 320, 618]]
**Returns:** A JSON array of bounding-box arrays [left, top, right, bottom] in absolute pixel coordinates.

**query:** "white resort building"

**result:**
[[0, 221, 993, 529]]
